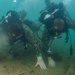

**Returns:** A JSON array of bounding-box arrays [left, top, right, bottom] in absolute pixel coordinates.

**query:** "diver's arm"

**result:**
[[66, 17, 75, 30], [64, 9, 75, 30], [42, 27, 51, 56], [23, 19, 39, 32], [23, 24, 41, 55], [42, 27, 54, 57], [23, 24, 46, 69], [42, 27, 55, 67]]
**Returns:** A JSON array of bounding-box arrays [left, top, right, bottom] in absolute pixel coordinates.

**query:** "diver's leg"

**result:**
[[42, 27, 56, 67]]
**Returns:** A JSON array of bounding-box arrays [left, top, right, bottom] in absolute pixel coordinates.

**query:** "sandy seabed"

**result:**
[[0, 51, 75, 75]]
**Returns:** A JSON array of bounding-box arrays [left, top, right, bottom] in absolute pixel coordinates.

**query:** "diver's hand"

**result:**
[[48, 57, 55, 67], [35, 56, 46, 70]]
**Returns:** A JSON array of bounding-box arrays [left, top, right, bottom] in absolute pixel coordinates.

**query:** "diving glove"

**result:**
[[35, 54, 46, 70]]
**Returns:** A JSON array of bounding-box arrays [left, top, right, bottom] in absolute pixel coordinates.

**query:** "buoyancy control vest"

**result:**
[[39, 2, 69, 42], [1, 10, 27, 45]]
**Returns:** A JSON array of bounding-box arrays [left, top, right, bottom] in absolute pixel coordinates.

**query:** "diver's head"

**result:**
[[53, 18, 65, 31], [18, 10, 27, 19]]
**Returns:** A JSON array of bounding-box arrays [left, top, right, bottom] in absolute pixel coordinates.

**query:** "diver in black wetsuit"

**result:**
[[38, 0, 75, 68], [0, 10, 46, 70], [1, 10, 26, 45]]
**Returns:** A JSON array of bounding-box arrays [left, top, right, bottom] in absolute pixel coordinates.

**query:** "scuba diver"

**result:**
[[0, 10, 39, 45], [1, 10, 26, 45], [38, 0, 75, 69], [0, 10, 47, 70]]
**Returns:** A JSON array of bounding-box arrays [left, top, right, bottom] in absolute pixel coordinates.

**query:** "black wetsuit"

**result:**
[[39, 3, 69, 57]]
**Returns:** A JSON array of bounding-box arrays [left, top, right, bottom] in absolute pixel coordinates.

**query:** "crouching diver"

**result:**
[[0, 10, 47, 70], [38, 0, 75, 68]]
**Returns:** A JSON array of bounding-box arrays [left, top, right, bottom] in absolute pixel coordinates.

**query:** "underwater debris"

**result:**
[[3, 65, 7, 68], [30, 70, 34, 73], [64, 64, 70, 74], [3, 65, 11, 74], [18, 73, 24, 75], [65, 64, 75, 75]]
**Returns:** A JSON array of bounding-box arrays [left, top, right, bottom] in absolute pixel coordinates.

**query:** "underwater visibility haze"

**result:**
[[0, 0, 75, 75]]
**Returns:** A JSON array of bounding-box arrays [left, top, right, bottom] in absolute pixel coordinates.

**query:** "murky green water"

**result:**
[[0, 0, 75, 75]]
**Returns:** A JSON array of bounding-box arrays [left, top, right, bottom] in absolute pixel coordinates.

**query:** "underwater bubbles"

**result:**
[[13, 0, 17, 3]]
